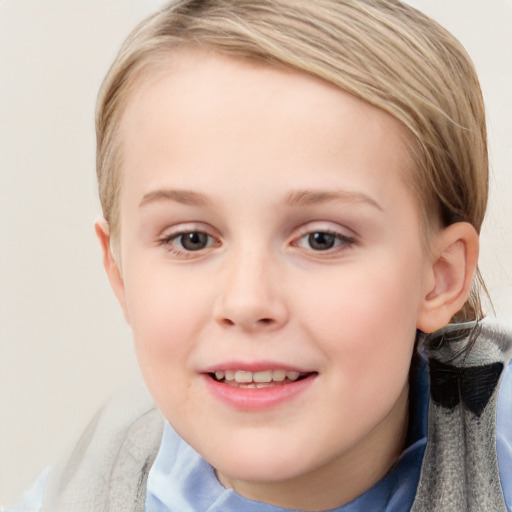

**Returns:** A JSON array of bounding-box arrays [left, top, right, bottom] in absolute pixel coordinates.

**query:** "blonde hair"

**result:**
[[96, 0, 489, 321]]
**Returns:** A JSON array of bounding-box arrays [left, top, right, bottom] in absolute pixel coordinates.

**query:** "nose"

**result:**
[[213, 250, 289, 332]]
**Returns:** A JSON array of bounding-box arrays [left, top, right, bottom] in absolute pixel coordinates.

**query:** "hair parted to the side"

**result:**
[[96, 0, 489, 322]]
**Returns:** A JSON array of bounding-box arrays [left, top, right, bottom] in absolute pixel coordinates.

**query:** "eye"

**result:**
[[176, 232, 210, 251], [306, 232, 336, 251], [295, 230, 355, 252], [159, 230, 219, 254]]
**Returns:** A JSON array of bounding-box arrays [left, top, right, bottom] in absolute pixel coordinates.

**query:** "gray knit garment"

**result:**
[[411, 320, 512, 512], [41, 385, 162, 512]]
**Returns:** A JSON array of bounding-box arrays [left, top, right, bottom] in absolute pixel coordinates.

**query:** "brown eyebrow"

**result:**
[[285, 189, 382, 211], [139, 187, 382, 211], [139, 189, 211, 208]]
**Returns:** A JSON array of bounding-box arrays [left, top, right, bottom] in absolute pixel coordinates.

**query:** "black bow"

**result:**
[[428, 358, 503, 417]]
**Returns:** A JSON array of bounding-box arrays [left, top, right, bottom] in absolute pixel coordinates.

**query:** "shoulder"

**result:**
[[42, 384, 163, 512]]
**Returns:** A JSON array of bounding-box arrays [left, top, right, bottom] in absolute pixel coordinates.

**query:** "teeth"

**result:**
[[234, 371, 252, 383], [272, 370, 286, 382], [253, 370, 273, 383], [213, 369, 305, 383]]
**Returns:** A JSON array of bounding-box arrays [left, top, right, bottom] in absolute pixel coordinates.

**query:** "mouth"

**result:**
[[207, 369, 315, 388], [203, 366, 317, 410]]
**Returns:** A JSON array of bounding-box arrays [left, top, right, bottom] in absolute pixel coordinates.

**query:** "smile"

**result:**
[[203, 367, 317, 410], [210, 369, 309, 388]]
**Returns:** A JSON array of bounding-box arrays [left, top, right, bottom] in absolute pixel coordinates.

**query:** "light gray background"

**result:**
[[1, 0, 511, 505]]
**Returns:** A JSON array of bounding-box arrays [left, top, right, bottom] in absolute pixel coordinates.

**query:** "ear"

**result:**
[[94, 219, 130, 324], [417, 222, 479, 333]]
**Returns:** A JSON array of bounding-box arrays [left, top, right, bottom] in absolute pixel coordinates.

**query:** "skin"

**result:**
[[96, 49, 479, 510]]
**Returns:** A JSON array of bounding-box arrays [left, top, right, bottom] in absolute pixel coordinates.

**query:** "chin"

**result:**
[[218, 461, 303, 484], [206, 440, 317, 484]]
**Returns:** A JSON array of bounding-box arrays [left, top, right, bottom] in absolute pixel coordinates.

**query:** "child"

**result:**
[[6, 0, 512, 510]]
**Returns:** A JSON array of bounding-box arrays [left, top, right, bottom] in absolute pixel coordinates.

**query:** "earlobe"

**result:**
[[417, 222, 479, 333], [94, 219, 130, 324]]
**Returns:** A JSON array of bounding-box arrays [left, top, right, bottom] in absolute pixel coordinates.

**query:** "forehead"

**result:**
[[117, 48, 416, 208]]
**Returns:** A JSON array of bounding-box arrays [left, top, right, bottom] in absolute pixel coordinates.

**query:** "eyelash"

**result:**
[[157, 228, 355, 257], [158, 230, 220, 257], [294, 230, 355, 253]]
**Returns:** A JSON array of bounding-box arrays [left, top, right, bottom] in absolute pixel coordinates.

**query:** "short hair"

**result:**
[[96, 0, 488, 321]]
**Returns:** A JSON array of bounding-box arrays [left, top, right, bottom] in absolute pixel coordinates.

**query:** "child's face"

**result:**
[[109, 49, 434, 504]]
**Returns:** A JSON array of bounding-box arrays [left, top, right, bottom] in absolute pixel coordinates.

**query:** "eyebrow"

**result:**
[[139, 187, 382, 211], [139, 189, 211, 208], [285, 189, 382, 211]]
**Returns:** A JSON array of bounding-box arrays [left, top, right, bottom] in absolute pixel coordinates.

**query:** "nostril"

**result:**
[[219, 317, 274, 328]]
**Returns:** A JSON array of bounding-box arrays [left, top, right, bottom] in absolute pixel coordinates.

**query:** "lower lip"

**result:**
[[202, 374, 316, 411]]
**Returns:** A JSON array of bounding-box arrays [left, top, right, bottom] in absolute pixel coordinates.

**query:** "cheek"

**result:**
[[126, 280, 209, 423], [294, 257, 422, 388], [123, 266, 210, 379], [297, 255, 423, 337]]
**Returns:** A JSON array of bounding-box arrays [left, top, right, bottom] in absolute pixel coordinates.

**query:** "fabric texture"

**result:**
[[40, 384, 163, 512], [411, 320, 512, 511]]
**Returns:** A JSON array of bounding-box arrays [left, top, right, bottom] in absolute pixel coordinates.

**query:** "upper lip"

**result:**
[[200, 361, 315, 373]]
